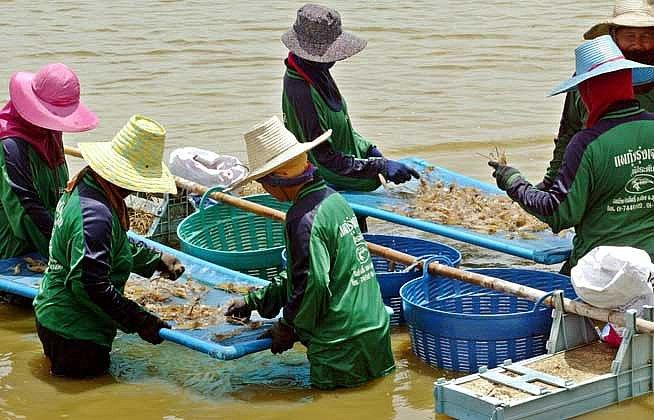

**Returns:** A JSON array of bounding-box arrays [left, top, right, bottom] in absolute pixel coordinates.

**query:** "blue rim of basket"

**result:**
[[363, 233, 462, 268], [399, 269, 564, 318]]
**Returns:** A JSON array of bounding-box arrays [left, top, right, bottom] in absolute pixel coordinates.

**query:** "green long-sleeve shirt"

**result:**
[[34, 173, 162, 348], [245, 179, 394, 389], [509, 103, 654, 267], [0, 137, 68, 257]]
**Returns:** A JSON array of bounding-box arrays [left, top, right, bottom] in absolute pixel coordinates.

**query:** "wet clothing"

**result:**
[[245, 179, 394, 389], [543, 87, 654, 187], [36, 320, 110, 378], [507, 102, 654, 268], [34, 172, 163, 349], [0, 136, 68, 257], [283, 59, 385, 192]]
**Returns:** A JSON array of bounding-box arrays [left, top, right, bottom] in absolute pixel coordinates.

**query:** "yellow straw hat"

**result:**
[[78, 115, 177, 194], [225, 115, 331, 192]]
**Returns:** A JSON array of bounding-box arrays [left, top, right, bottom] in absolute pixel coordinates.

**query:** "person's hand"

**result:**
[[224, 300, 252, 320], [157, 253, 185, 280], [535, 178, 552, 191], [488, 161, 521, 191], [257, 321, 297, 354], [367, 145, 384, 158], [137, 313, 170, 345], [384, 160, 421, 184]]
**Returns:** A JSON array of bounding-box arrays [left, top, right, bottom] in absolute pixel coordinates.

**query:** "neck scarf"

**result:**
[[579, 69, 635, 128], [67, 166, 130, 230], [0, 101, 64, 168], [286, 53, 343, 111], [258, 163, 317, 187]]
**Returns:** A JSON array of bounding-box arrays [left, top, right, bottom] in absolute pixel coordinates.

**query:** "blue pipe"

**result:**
[[159, 328, 272, 360]]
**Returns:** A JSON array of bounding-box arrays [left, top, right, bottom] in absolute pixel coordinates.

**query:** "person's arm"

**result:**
[[283, 78, 386, 179], [0, 138, 55, 254], [506, 140, 592, 233], [542, 91, 585, 188], [244, 270, 288, 319], [128, 237, 163, 278], [69, 203, 160, 334]]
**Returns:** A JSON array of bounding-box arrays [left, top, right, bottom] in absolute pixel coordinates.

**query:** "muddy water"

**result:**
[[1, 0, 654, 418]]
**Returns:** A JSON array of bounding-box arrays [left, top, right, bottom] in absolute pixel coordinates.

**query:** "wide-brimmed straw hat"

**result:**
[[79, 115, 177, 194], [226, 116, 331, 191], [9, 63, 98, 132], [584, 0, 654, 40], [550, 35, 654, 96], [281, 4, 367, 63]]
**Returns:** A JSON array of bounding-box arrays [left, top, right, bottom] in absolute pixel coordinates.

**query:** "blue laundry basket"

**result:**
[[363, 234, 462, 325], [400, 268, 576, 372]]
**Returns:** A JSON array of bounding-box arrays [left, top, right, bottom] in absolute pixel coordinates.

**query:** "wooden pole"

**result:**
[[64, 146, 654, 335]]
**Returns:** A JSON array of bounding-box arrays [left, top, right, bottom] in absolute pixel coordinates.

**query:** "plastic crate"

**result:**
[[177, 187, 290, 281], [364, 234, 462, 326], [126, 190, 195, 247], [400, 268, 576, 372]]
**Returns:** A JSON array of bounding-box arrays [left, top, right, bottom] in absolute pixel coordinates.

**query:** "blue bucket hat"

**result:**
[[550, 35, 654, 96]]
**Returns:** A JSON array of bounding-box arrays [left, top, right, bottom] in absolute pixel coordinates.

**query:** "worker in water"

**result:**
[[34, 115, 185, 378], [489, 35, 654, 274], [225, 116, 395, 389]]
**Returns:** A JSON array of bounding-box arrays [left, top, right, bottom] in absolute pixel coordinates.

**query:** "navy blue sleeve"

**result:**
[[3, 138, 54, 238], [283, 216, 311, 324], [78, 189, 148, 332], [284, 77, 386, 179]]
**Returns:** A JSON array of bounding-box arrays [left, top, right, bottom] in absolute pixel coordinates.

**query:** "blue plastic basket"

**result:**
[[363, 234, 462, 325], [400, 268, 576, 372]]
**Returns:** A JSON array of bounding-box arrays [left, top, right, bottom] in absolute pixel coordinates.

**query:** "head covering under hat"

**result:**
[[550, 35, 654, 96], [225, 115, 331, 191], [281, 4, 367, 63], [78, 115, 177, 194], [9, 63, 98, 132], [584, 0, 654, 40]]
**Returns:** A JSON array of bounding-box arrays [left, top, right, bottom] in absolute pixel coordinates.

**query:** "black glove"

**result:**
[[367, 145, 384, 158], [488, 161, 521, 191], [157, 253, 185, 280], [224, 300, 252, 320], [258, 321, 297, 354], [535, 178, 553, 191], [137, 313, 170, 345], [384, 160, 421, 184]]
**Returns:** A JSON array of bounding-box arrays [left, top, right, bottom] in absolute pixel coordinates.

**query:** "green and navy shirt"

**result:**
[[508, 102, 654, 267], [0, 137, 68, 257], [245, 179, 395, 388], [283, 67, 385, 191], [34, 172, 162, 348]]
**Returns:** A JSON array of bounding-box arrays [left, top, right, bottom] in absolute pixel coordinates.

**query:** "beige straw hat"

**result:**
[[78, 115, 177, 194], [226, 116, 331, 191], [584, 0, 654, 40]]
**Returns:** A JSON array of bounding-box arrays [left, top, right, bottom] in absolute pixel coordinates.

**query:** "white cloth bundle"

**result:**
[[168, 147, 247, 188]]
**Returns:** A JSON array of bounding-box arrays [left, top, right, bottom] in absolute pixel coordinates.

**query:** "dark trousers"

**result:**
[[36, 320, 110, 378]]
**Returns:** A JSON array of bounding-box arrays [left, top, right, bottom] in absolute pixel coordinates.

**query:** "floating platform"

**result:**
[[434, 291, 654, 419], [341, 158, 573, 264]]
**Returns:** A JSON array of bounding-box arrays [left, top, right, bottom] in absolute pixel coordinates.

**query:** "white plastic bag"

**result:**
[[168, 147, 247, 188], [571, 246, 654, 314]]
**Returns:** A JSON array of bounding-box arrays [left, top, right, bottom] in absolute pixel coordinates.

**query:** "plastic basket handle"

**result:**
[[198, 185, 230, 249], [420, 255, 454, 303], [531, 290, 558, 313]]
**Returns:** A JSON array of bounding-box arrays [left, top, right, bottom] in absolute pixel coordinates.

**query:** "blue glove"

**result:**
[[367, 145, 384, 158], [488, 161, 521, 191], [384, 160, 421, 184]]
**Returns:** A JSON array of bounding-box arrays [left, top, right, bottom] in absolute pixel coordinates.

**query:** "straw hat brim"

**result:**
[[9, 72, 98, 133], [281, 30, 367, 63], [78, 141, 177, 194], [226, 129, 332, 192], [550, 60, 654, 96], [584, 13, 654, 40]]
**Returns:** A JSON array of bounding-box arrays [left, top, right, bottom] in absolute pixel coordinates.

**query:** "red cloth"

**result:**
[[0, 101, 64, 168], [578, 69, 635, 128]]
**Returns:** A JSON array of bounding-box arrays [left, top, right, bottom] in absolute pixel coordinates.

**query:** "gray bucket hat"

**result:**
[[281, 4, 367, 63]]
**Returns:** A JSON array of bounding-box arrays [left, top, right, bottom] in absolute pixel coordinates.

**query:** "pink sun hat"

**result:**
[[9, 63, 98, 132]]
